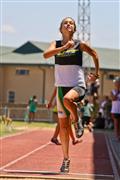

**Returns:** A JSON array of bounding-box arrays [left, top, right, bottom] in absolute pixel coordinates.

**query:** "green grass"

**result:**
[[0, 120, 56, 137]]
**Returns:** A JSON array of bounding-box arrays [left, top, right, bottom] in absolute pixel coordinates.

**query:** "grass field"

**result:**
[[0, 120, 56, 137]]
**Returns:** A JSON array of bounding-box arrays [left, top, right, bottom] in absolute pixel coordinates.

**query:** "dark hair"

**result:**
[[33, 95, 36, 99], [59, 17, 76, 33], [84, 99, 89, 106]]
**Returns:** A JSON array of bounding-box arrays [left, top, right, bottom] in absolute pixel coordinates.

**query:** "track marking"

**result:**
[[3, 169, 114, 177], [4, 169, 60, 175], [3, 169, 114, 180], [108, 136, 120, 168], [0, 174, 99, 180], [0, 141, 51, 171], [70, 172, 114, 178], [105, 135, 120, 180], [0, 132, 115, 180]]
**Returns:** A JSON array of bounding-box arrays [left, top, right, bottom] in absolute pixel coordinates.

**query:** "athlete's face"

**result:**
[[60, 18, 76, 35]]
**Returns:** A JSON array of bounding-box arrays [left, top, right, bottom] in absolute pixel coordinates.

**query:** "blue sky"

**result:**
[[1, 0, 119, 49]]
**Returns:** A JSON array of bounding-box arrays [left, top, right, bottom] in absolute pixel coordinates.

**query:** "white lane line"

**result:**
[[3, 169, 114, 178], [4, 169, 60, 174], [105, 135, 120, 180], [69, 172, 114, 178], [108, 136, 120, 168], [0, 141, 51, 171], [0, 174, 99, 180], [4, 169, 114, 180]]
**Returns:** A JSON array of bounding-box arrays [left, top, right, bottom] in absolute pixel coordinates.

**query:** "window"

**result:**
[[16, 69, 29, 75], [107, 74, 115, 80], [8, 91, 15, 103]]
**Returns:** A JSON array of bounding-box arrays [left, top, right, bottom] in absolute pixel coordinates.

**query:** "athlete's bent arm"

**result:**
[[43, 41, 74, 59], [80, 42, 99, 78]]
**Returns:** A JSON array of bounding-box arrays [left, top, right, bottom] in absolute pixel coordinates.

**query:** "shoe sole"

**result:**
[[60, 171, 69, 174], [76, 130, 84, 138]]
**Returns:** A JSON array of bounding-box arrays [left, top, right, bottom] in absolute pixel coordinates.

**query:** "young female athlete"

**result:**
[[43, 17, 100, 173]]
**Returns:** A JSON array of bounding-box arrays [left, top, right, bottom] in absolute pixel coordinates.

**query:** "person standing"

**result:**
[[81, 99, 93, 132], [28, 95, 38, 123], [110, 77, 120, 141], [43, 17, 99, 173]]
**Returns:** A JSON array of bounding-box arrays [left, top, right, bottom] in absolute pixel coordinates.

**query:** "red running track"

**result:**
[[0, 129, 114, 179]]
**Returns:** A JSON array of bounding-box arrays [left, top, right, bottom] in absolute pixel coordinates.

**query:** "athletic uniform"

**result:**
[[29, 98, 37, 113], [111, 89, 120, 119], [55, 40, 86, 118], [81, 103, 93, 126]]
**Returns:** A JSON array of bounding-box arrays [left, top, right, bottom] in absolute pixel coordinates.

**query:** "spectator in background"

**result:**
[[103, 96, 112, 129], [91, 96, 99, 123], [94, 112, 105, 129], [28, 95, 38, 123], [99, 96, 107, 118], [110, 76, 120, 141], [81, 99, 93, 132], [89, 79, 100, 98], [99, 96, 112, 129]]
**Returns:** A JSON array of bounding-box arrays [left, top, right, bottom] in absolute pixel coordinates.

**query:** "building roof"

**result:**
[[13, 41, 43, 54], [96, 48, 120, 71], [0, 41, 120, 70], [0, 41, 53, 65]]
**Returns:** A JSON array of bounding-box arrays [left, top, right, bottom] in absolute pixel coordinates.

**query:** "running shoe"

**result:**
[[51, 138, 61, 145], [74, 118, 84, 138], [60, 158, 70, 173], [72, 140, 79, 145]]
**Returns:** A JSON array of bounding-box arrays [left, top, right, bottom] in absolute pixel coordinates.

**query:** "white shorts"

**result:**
[[56, 86, 86, 118]]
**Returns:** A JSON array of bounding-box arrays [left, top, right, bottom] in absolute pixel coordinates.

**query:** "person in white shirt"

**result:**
[[111, 76, 120, 141]]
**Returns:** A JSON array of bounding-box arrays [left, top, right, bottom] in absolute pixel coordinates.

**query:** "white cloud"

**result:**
[[1, 24, 16, 33]]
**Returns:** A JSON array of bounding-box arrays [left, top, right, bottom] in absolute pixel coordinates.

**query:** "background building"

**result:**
[[0, 41, 120, 105]]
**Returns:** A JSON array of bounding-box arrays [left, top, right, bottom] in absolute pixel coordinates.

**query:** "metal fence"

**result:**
[[0, 107, 53, 122]]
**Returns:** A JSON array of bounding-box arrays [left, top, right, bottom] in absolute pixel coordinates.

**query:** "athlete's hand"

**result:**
[[87, 73, 98, 83], [46, 102, 52, 109], [63, 40, 74, 50]]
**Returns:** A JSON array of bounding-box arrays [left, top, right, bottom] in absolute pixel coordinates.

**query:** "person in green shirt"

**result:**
[[81, 99, 93, 132], [28, 95, 38, 123]]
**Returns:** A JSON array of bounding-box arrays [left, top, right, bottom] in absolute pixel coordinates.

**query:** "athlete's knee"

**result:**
[[63, 96, 73, 106]]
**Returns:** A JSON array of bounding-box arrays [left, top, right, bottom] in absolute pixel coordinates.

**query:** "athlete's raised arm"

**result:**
[[43, 40, 74, 59], [80, 42, 99, 78]]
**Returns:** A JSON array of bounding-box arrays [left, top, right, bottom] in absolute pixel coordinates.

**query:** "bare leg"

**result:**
[[69, 124, 75, 141], [51, 123, 61, 145], [28, 112, 32, 123], [68, 118, 80, 144], [52, 113, 60, 139], [52, 123, 60, 139], [87, 122, 94, 132], [63, 89, 84, 138], [32, 112, 35, 122], [59, 117, 70, 159], [63, 89, 79, 122]]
